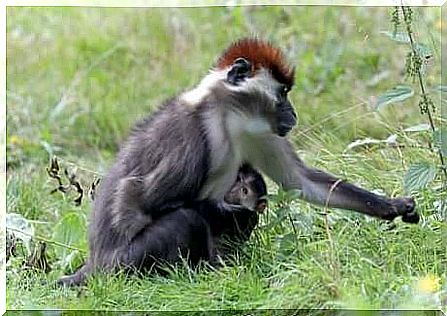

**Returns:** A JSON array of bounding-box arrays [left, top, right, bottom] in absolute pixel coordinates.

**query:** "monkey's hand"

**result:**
[[276, 100, 297, 137], [386, 197, 419, 224]]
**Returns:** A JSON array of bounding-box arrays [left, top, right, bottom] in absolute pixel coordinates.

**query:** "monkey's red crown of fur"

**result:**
[[216, 38, 295, 87]]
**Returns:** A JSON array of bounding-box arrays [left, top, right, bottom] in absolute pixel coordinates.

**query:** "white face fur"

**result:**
[[180, 69, 227, 105], [192, 66, 283, 200]]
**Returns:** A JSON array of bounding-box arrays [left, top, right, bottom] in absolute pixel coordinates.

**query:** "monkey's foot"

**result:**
[[56, 274, 84, 287], [56, 263, 90, 287], [390, 197, 419, 224]]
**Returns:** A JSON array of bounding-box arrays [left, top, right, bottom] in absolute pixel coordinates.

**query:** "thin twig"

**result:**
[[401, 5, 447, 179], [8, 227, 86, 254], [322, 179, 343, 285], [56, 157, 103, 177], [287, 213, 299, 244], [319, 179, 343, 298]]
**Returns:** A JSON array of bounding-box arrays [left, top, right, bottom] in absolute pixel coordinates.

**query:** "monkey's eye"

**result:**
[[279, 85, 290, 97], [227, 58, 252, 85], [241, 187, 249, 195]]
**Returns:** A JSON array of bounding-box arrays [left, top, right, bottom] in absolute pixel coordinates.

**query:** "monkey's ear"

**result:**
[[227, 58, 252, 85]]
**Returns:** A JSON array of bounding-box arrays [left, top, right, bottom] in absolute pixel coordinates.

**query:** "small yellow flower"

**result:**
[[416, 274, 441, 294], [9, 135, 24, 146]]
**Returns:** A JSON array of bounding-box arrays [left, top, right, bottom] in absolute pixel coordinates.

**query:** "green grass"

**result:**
[[6, 6, 446, 312]]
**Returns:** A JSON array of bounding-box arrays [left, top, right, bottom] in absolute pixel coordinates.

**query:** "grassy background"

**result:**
[[6, 6, 446, 311]]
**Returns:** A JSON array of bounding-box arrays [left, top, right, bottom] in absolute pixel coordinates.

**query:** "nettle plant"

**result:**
[[351, 7, 445, 201]]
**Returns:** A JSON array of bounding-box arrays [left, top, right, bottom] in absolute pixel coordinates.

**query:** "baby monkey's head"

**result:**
[[224, 164, 268, 213]]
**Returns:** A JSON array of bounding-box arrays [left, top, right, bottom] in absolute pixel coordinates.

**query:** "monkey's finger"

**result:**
[[402, 210, 420, 224]]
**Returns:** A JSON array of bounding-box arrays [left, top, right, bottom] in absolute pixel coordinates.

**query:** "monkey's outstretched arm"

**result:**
[[249, 135, 419, 223]]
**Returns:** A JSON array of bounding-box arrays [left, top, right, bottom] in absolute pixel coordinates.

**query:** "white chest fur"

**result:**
[[199, 109, 272, 200]]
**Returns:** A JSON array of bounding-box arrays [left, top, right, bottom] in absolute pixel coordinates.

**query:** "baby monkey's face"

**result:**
[[224, 171, 267, 213]]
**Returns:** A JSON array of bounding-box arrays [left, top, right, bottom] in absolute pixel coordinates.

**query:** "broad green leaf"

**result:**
[[404, 124, 431, 132], [58, 250, 82, 272], [403, 163, 437, 193], [415, 43, 433, 60], [433, 129, 447, 156], [52, 212, 87, 257], [380, 31, 410, 43], [52, 212, 87, 249], [374, 85, 414, 110], [6, 213, 34, 254], [380, 32, 432, 60]]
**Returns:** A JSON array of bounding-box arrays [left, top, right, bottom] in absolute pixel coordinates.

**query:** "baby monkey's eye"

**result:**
[[241, 187, 249, 195]]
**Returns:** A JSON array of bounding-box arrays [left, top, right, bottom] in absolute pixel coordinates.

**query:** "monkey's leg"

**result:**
[[248, 135, 419, 223], [113, 209, 216, 270], [57, 261, 92, 287]]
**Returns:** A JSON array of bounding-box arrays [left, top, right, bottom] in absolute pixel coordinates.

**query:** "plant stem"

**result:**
[[8, 227, 86, 253], [401, 6, 447, 179]]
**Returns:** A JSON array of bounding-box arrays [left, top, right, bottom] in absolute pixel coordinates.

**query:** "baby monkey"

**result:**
[[196, 163, 267, 261], [57, 164, 267, 286]]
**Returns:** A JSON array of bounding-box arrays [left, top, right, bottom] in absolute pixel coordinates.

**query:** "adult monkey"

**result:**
[[58, 38, 419, 286]]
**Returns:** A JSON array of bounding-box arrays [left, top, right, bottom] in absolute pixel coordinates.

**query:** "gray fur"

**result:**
[[57, 165, 267, 286]]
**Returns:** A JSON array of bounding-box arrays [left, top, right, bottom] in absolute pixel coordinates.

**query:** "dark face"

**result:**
[[224, 166, 267, 213], [275, 84, 296, 137], [226, 58, 297, 137]]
